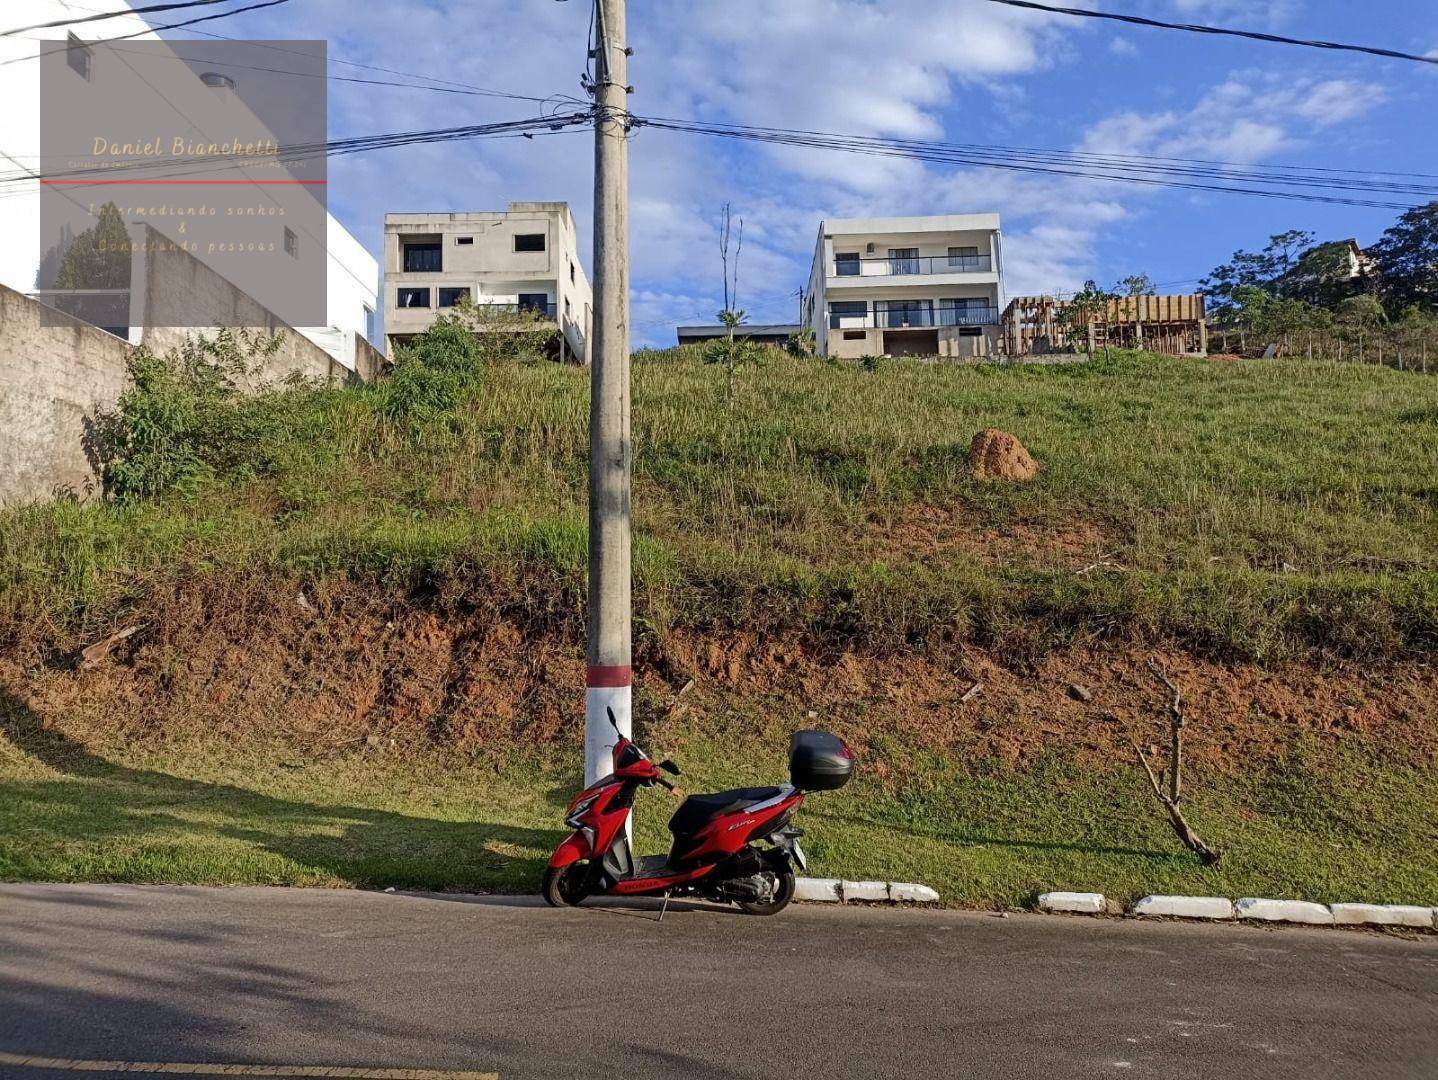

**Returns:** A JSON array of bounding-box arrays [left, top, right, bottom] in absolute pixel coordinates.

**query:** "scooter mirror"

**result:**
[[658, 759, 681, 776]]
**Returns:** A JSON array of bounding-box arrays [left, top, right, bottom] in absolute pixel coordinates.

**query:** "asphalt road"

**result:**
[[1, 885, 1435, 1080]]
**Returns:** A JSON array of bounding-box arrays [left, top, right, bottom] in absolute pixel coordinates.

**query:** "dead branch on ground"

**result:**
[[1129, 659, 1221, 865]]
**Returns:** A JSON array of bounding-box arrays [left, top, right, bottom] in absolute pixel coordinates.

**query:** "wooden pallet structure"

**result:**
[[1001, 294, 1208, 357]]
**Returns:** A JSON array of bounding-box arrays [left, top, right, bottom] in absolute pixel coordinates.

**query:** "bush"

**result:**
[[374, 314, 487, 428], [95, 330, 296, 501]]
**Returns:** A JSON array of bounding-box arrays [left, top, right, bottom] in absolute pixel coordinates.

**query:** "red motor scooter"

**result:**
[[542, 711, 853, 915]]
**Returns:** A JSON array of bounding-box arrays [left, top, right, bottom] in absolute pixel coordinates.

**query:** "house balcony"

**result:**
[[828, 305, 1000, 330], [831, 254, 993, 278]]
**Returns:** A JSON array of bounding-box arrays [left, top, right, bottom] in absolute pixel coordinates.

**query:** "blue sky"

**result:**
[[198, 0, 1436, 345]]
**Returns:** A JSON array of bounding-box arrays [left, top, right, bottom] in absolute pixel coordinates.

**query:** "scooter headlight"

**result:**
[[565, 793, 600, 829]]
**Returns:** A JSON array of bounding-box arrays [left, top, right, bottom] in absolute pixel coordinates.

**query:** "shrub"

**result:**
[[95, 330, 295, 501], [374, 314, 487, 428]]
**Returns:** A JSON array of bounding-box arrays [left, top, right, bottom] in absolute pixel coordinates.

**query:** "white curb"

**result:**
[[1235, 898, 1334, 925], [888, 882, 941, 903], [841, 880, 892, 903], [1038, 891, 1106, 914], [793, 877, 843, 902], [1132, 895, 1233, 920], [793, 878, 940, 904], [1330, 903, 1436, 929]]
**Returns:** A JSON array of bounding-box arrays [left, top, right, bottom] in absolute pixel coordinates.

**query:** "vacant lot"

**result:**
[[1, 344, 1435, 905]]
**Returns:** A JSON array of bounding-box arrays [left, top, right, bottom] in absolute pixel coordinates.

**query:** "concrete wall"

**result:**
[[134, 226, 354, 384], [1, 235, 363, 507], [0, 284, 131, 504]]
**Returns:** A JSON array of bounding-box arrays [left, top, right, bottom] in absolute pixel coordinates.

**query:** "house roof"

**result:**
[[676, 324, 801, 340]]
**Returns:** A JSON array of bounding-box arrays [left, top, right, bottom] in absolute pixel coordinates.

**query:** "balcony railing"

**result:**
[[832, 254, 993, 278], [475, 301, 555, 318], [829, 305, 1000, 330]]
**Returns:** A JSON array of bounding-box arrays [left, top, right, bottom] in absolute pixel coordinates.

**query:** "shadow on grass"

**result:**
[[0, 692, 565, 893], [808, 807, 1189, 866]]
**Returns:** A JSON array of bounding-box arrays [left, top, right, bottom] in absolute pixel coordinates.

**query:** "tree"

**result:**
[[1119, 273, 1154, 297], [1064, 280, 1118, 358], [54, 202, 132, 290], [703, 309, 766, 402], [1275, 240, 1369, 308], [1334, 294, 1387, 330], [1201, 229, 1315, 314], [1371, 202, 1438, 313], [707, 203, 763, 403]]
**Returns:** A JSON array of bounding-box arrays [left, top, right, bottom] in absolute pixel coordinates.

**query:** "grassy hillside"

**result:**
[[1, 334, 1435, 905]]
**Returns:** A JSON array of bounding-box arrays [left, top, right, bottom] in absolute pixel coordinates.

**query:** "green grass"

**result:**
[[4, 348, 1438, 661], [2, 343, 1437, 907], [2, 720, 1433, 907]]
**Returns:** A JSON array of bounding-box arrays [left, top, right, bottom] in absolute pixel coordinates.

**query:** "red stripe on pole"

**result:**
[[586, 665, 632, 688]]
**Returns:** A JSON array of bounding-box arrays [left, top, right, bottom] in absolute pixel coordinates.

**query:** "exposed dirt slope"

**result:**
[[3, 574, 1433, 773]]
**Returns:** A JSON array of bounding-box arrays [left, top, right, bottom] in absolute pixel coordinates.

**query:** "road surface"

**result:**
[[1, 885, 1434, 1079]]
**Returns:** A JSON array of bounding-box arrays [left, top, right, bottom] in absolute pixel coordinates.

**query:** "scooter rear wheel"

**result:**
[[736, 868, 795, 916], [542, 863, 590, 907]]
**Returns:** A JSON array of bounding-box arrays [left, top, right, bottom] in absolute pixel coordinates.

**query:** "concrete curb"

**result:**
[[1038, 891, 1107, 915], [1028, 891, 1436, 930], [797, 879, 1434, 926], [794, 877, 940, 904], [1330, 904, 1435, 929], [1133, 895, 1234, 920], [1236, 898, 1333, 925]]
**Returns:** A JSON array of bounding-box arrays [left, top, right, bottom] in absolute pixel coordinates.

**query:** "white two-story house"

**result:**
[[384, 203, 592, 363], [804, 214, 1004, 359]]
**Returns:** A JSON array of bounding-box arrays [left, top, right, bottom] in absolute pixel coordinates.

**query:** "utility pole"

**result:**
[[585, 0, 631, 785]]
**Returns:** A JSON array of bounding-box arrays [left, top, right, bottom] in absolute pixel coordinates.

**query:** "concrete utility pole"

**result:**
[[585, 0, 632, 785]]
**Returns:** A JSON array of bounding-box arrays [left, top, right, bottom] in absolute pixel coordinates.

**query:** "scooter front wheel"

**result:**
[[736, 868, 795, 916], [542, 863, 590, 907]]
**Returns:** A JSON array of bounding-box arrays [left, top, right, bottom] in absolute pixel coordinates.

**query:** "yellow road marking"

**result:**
[[0, 1053, 497, 1079]]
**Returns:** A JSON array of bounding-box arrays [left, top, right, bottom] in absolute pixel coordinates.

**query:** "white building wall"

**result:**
[[0, 0, 378, 370], [806, 213, 1005, 359]]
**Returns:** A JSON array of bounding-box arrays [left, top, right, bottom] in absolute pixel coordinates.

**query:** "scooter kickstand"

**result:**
[[658, 889, 672, 922]]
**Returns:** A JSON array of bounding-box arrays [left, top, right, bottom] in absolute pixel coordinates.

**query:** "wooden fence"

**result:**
[[1209, 325, 1438, 372]]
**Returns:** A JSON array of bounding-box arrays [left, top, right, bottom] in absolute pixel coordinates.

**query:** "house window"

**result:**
[[67, 34, 93, 80], [828, 300, 868, 329], [438, 287, 470, 308], [940, 298, 992, 325], [514, 233, 546, 253], [283, 227, 299, 259], [518, 293, 550, 315], [877, 299, 932, 327], [403, 242, 442, 272], [570, 261, 575, 283], [455, 236, 474, 245], [397, 287, 430, 309], [887, 248, 920, 274], [842, 330, 866, 341], [363, 305, 376, 344], [835, 252, 860, 277]]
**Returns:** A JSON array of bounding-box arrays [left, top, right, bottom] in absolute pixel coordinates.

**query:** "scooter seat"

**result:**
[[668, 786, 786, 839]]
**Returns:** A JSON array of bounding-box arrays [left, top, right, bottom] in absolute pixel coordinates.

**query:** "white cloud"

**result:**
[[228, 0, 1392, 340]]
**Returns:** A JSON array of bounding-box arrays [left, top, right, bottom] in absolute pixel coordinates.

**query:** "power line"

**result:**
[[0, 0, 292, 64], [633, 116, 1431, 210], [4, 33, 580, 105], [979, 0, 1438, 67], [0, 113, 592, 196], [1, 0, 246, 36]]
